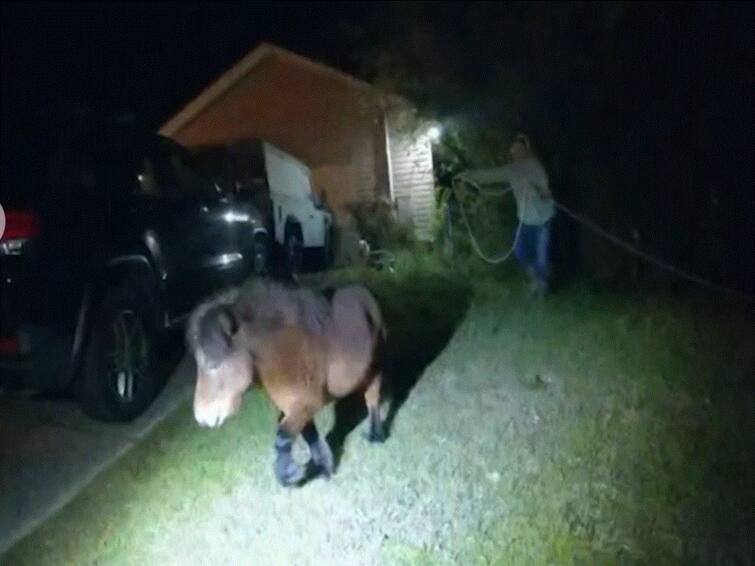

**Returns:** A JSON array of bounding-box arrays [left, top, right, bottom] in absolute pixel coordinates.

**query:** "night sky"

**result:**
[[2, 3, 369, 145], [2, 2, 753, 290]]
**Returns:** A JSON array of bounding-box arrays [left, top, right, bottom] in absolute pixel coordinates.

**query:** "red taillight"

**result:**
[[2, 210, 40, 241], [0, 336, 20, 356]]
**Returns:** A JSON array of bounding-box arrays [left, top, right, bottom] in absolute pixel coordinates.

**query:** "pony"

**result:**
[[186, 279, 386, 486]]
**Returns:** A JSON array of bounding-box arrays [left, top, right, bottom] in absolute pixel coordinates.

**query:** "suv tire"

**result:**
[[250, 232, 268, 276], [76, 283, 160, 422]]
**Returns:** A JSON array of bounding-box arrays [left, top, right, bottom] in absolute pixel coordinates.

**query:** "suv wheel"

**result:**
[[250, 233, 268, 276], [77, 283, 160, 422]]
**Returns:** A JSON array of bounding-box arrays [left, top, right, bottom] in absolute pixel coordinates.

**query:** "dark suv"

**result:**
[[0, 117, 269, 421]]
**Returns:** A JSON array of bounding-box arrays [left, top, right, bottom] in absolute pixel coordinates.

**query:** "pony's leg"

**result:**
[[302, 421, 334, 478], [363, 373, 385, 443], [274, 427, 303, 487], [274, 404, 316, 487]]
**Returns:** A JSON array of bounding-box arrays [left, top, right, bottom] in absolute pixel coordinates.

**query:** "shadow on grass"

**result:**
[[326, 270, 471, 470]]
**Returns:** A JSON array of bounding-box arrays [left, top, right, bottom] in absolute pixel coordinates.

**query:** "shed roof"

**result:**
[[159, 42, 401, 137]]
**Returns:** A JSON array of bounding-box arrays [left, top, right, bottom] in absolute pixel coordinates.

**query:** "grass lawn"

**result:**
[[4, 253, 753, 565]]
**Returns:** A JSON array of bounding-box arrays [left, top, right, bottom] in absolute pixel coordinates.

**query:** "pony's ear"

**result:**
[[197, 305, 239, 367], [218, 306, 239, 338]]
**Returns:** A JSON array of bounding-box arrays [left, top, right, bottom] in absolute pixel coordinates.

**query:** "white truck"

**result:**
[[191, 140, 333, 277], [262, 142, 333, 276]]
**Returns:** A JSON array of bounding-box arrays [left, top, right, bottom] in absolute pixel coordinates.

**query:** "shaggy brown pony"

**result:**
[[186, 279, 386, 486]]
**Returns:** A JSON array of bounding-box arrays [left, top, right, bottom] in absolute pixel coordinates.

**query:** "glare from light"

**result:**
[[216, 253, 243, 266], [223, 211, 250, 223], [145, 231, 158, 249], [427, 125, 442, 142]]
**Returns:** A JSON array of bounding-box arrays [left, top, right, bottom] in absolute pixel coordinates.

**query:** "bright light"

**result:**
[[427, 125, 442, 142], [216, 253, 243, 266], [223, 211, 250, 223]]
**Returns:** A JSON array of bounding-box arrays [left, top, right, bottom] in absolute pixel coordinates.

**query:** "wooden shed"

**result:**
[[159, 42, 437, 242]]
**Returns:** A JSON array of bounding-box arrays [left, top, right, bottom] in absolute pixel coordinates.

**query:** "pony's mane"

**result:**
[[236, 279, 331, 337]]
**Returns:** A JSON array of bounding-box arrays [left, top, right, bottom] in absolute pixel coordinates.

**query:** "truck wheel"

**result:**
[[76, 283, 160, 422], [319, 225, 333, 270], [284, 225, 303, 278]]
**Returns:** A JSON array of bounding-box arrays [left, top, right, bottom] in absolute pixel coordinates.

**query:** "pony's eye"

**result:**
[[238, 304, 254, 321]]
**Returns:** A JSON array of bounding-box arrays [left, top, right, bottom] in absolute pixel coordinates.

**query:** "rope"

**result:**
[[554, 201, 754, 303], [451, 176, 523, 264], [450, 175, 754, 302]]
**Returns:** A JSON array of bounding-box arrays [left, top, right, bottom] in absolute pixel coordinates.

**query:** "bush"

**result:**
[[347, 200, 416, 251]]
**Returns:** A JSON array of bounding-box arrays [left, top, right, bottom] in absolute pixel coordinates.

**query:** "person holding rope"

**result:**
[[457, 133, 556, 297]]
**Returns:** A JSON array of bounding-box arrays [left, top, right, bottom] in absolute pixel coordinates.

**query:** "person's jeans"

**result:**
[[514, 221, 552, 293]]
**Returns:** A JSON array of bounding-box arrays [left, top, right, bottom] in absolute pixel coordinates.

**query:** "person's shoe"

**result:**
[[536, 279, 549, 299]]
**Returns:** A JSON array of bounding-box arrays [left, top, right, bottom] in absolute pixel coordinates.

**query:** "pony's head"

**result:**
[[187, 289, 253, 428]]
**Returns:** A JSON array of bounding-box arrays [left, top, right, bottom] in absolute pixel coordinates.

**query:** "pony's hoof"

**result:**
[[275, 455, 305, 487], [365, 410, 385, 443], [310, 438, 334, 478], [364, 428, 385, 444]]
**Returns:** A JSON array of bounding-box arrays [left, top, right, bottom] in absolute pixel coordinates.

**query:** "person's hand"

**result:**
[[454, 174, 477, 193]]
